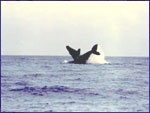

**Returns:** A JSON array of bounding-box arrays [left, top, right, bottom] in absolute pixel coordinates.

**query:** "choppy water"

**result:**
[[1, 56, 149, 112]]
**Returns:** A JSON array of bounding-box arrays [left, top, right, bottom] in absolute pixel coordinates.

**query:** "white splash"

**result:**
[[63, 60, 68, 63], [87, 44, 110, 64]]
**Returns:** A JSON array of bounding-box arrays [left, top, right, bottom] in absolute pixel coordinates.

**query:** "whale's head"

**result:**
[[96, 45, 104, 57], [87, 44, 109, 64]]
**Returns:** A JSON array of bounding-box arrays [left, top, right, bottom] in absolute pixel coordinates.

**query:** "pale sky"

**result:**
[[1, 1, 149, 56]]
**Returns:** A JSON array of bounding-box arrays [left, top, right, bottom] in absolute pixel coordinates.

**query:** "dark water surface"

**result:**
[[1, 56, 149, 112]]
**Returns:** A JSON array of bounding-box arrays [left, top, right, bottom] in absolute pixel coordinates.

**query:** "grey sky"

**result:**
[[1, 1, 149, 56]]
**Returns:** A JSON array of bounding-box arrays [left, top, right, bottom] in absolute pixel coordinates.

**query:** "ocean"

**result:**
[[1, 56, 149, 112]]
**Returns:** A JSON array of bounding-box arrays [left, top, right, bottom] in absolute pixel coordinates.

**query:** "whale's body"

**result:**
[[66, 44, 109, 64]]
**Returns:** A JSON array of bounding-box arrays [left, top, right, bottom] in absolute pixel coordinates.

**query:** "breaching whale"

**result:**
[[66, 44, 103, 64], [65, 44, 109, 64]]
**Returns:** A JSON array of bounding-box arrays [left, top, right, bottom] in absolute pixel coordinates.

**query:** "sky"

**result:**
[[1, 1, 149, 56]]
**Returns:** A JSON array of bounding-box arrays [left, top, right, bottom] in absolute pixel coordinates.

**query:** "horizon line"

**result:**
[[1, 55, 149, 57]]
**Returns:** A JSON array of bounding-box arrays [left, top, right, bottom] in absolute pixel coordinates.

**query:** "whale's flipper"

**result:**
[[91, 44, 100, 55], [66, 46, 80, 60]]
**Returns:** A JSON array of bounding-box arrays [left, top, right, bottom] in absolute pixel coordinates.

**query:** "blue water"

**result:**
[[1, 56, 149, 112]]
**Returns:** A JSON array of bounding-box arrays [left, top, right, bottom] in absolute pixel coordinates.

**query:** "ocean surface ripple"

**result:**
[[1, 56, 149, 112]]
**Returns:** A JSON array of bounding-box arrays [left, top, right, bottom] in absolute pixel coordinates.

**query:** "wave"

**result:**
[[10, 85, 99, 96]]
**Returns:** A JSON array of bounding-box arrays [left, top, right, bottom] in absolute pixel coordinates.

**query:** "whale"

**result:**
[[66, 44, 104, 64], [65, 44, 109, 64]]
